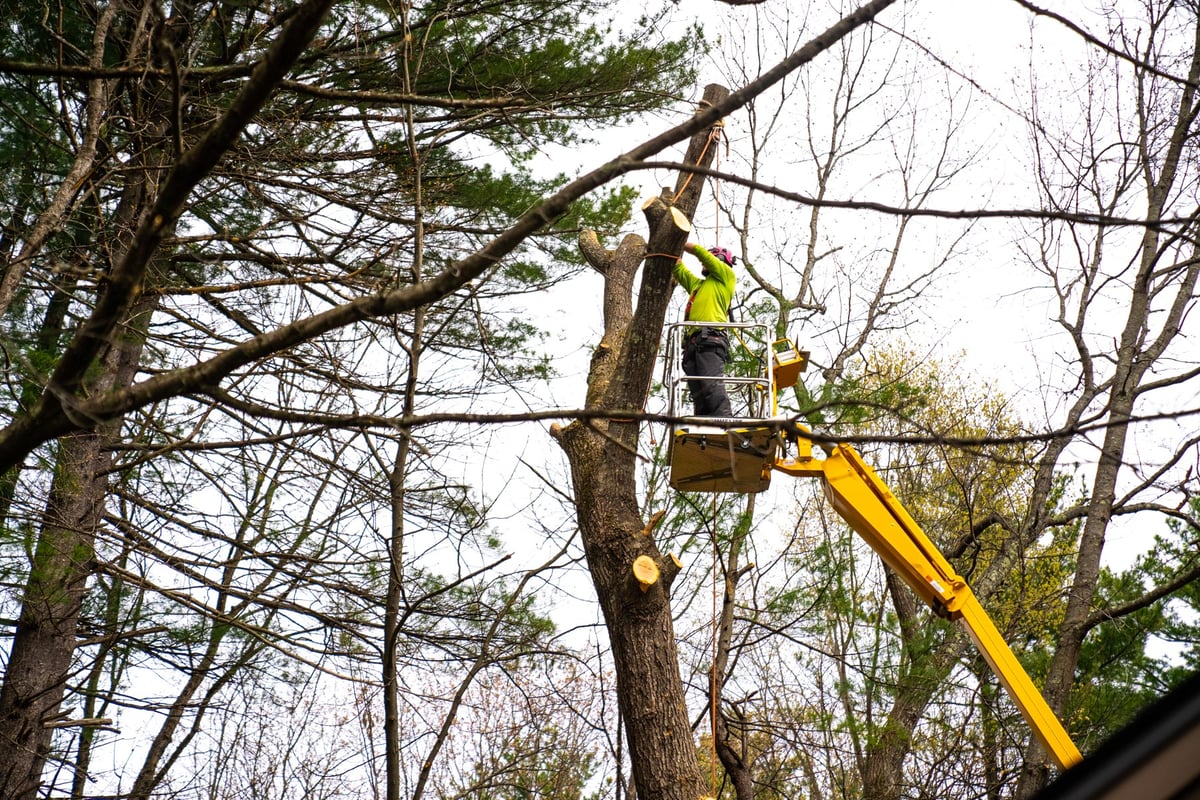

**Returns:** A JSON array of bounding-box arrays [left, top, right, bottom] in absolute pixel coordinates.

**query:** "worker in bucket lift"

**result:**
[[673, 242, 736, 417]]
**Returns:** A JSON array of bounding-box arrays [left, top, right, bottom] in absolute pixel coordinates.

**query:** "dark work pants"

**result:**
[[682, 330, 731, 417]]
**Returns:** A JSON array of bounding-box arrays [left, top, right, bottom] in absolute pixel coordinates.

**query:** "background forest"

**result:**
[[0, 0, 1197, 799]]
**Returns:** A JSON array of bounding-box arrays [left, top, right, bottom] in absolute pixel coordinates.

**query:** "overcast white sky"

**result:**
[[532, 0, 1087, 390], [510, 0, 1196, 575]]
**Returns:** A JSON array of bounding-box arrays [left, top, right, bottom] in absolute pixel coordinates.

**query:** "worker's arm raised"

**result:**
[[686, 242, 735, 285]]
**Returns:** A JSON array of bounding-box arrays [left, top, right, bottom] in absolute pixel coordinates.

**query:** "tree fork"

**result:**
[[558, 82, 729, 800]]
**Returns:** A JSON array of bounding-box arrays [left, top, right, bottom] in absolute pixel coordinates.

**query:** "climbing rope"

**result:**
[[708, 121, 726, 255], [673, 119, 725, 206], [647, 103, 730, 264]]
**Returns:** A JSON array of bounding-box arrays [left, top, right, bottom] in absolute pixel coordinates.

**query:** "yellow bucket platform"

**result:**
[[668, 423, 780, 493]]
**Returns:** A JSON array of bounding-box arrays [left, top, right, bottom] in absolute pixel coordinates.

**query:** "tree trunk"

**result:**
[[0, 293, 158, 799], [1015, 14, 1200, 796], [711, 500, 754, 800], [0, 94, 168, 791], [0, 432, 110, 798], [556, 83, 728, 800], [859, 571, 965, 800]]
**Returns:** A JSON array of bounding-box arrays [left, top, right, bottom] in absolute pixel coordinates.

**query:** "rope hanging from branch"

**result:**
[[672, 118, 725, 207]]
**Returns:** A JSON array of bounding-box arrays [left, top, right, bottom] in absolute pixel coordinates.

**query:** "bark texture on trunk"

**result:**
[[0, 294, 158, 800], [555, 83, 729, 800], [0, 122, 163, 796]]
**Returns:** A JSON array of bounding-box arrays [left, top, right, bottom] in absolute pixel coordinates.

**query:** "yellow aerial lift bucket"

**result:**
[[668, 423, 779, 493], [665, 322, 781, 493]]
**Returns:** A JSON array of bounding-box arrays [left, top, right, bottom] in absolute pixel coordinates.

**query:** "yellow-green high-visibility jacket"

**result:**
[[673, 246, 735, 324]]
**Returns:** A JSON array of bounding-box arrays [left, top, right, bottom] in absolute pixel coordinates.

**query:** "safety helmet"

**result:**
[[710, 246, 734, 266]]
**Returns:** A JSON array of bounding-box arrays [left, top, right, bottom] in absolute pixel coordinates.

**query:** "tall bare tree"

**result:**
[[552, 5, 900, 799], [1010, 2, 1200, 793], [655, 6, 984, 799]]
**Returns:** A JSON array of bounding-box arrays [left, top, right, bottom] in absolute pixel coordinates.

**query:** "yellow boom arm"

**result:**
[[774, 440, 1082, 770]]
